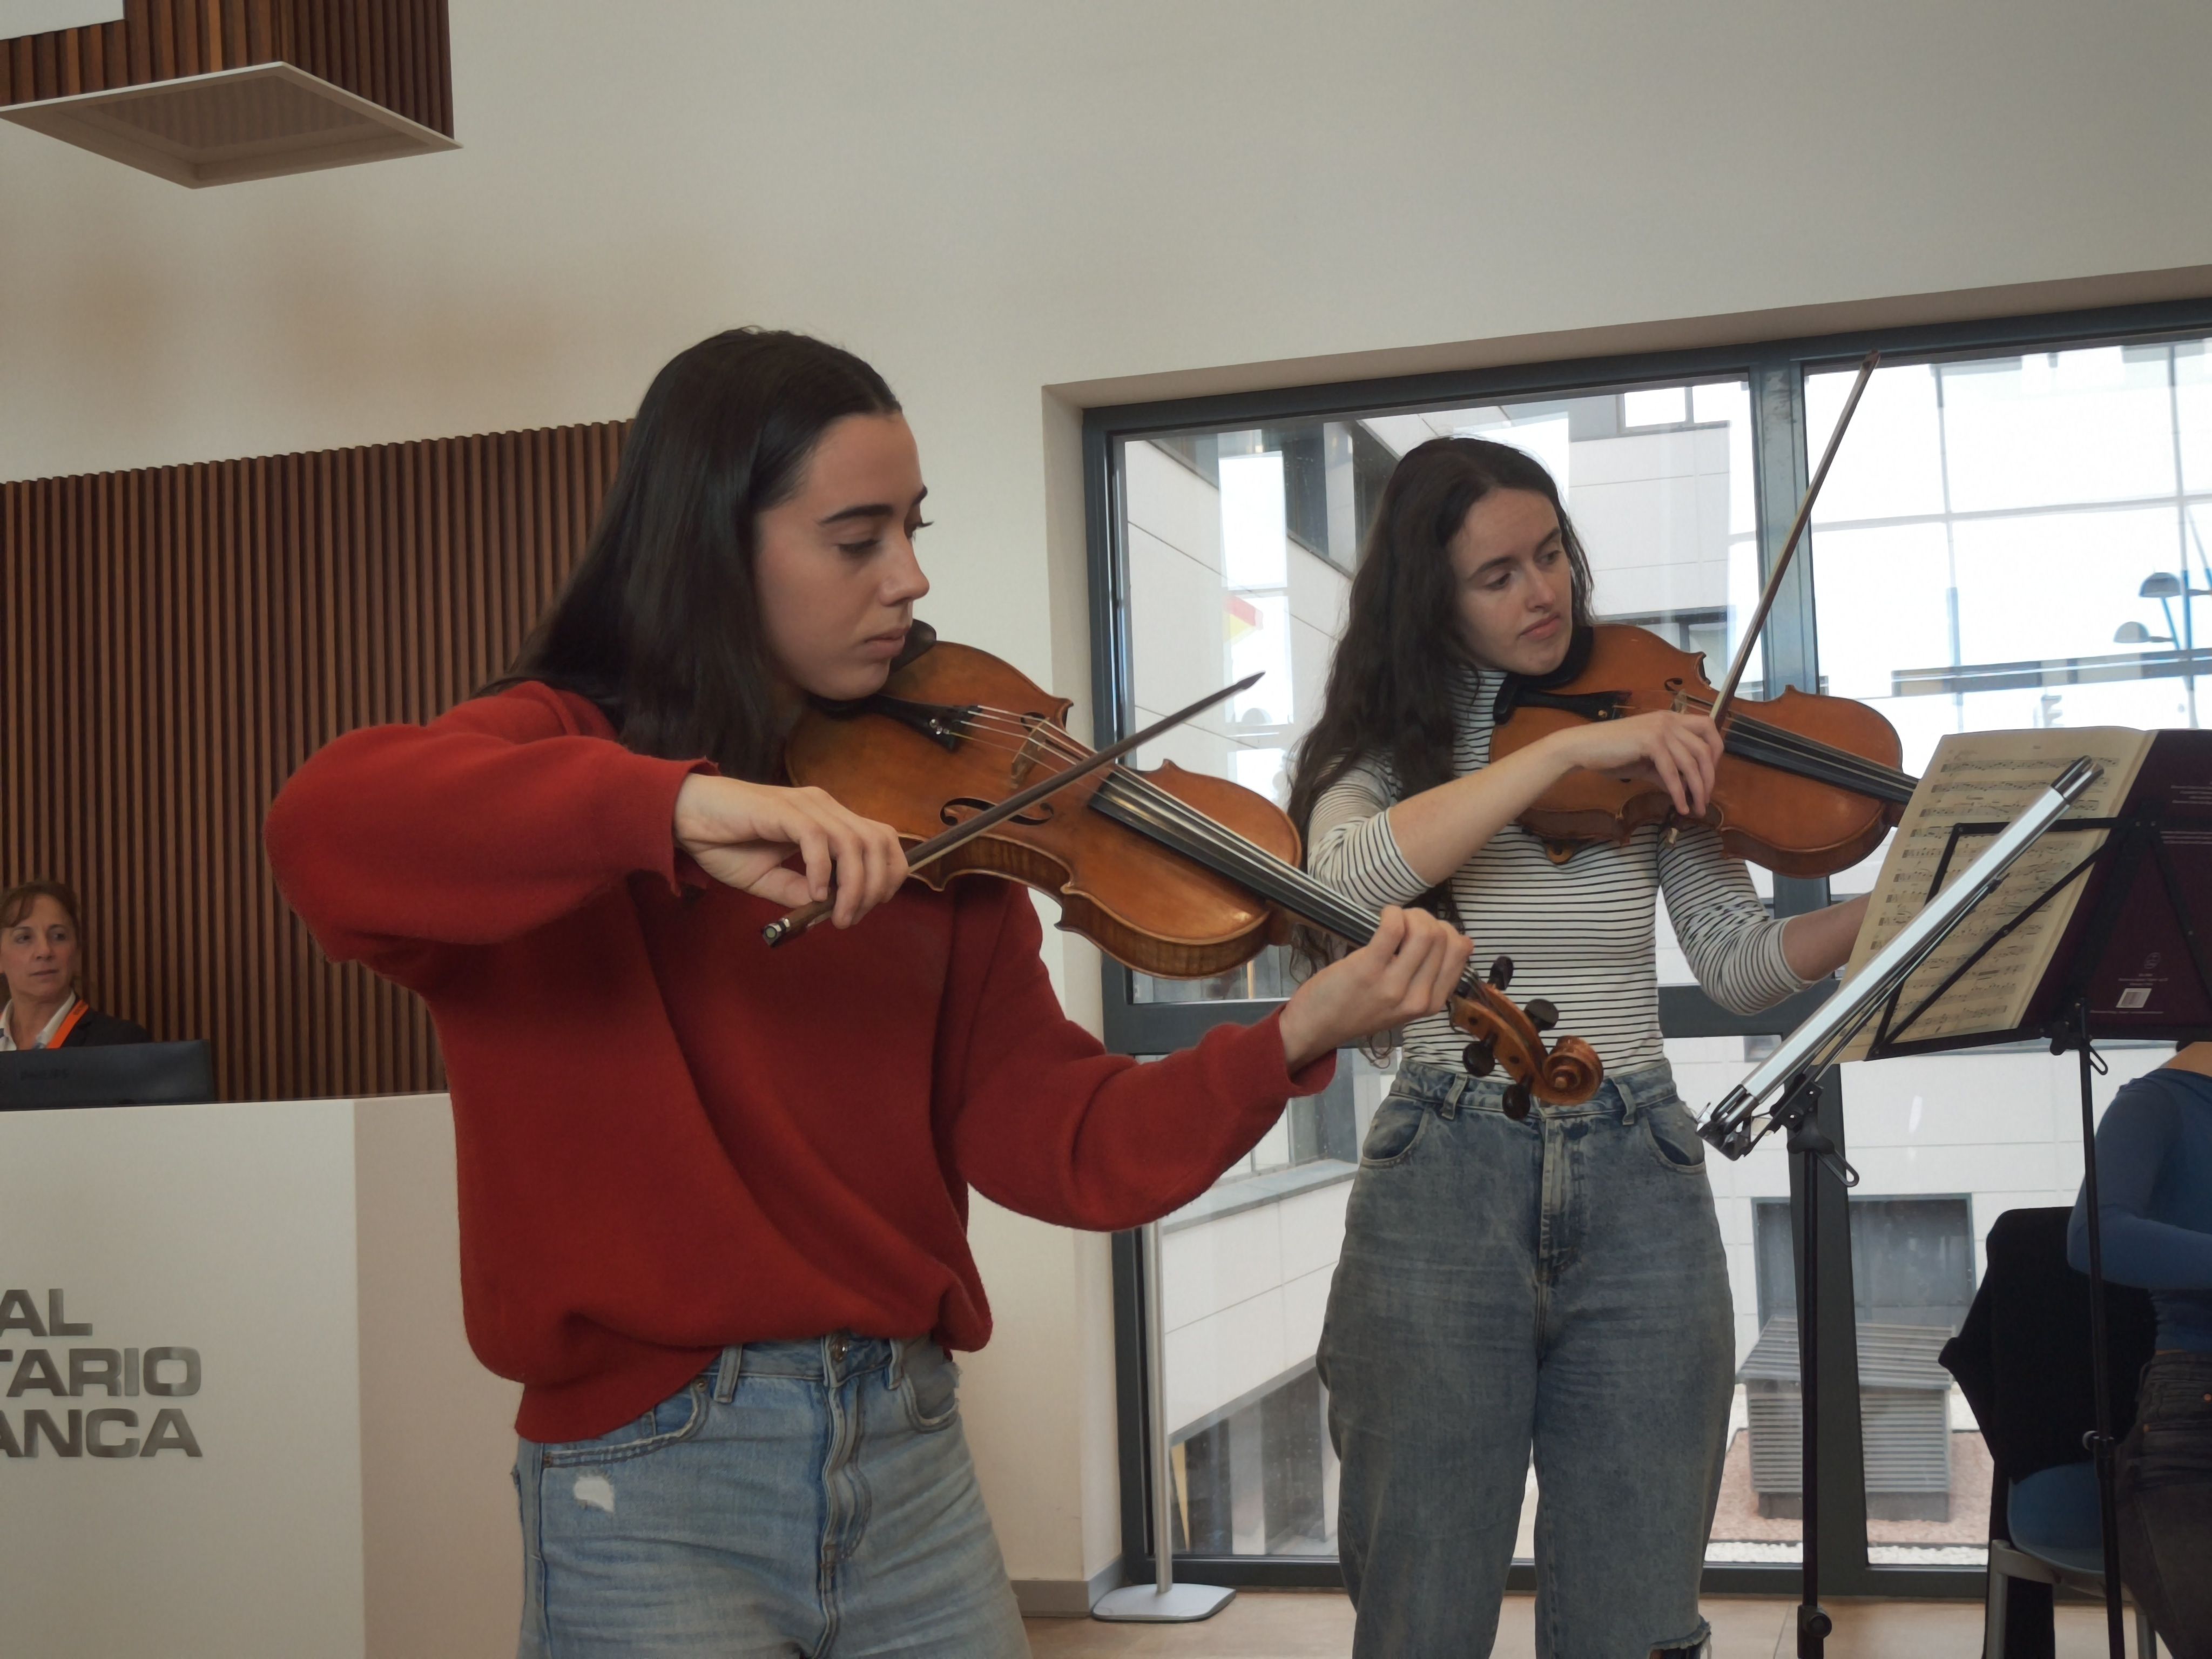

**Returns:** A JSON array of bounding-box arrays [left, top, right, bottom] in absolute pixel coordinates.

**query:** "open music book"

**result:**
[[1833, 725, 2212, 1060]]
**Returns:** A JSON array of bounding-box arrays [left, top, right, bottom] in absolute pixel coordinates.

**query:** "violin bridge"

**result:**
[[1007, 718, 1061, 786]]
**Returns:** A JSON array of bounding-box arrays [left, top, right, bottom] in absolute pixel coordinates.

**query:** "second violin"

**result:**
[[1489, 350, 1920, 879], [1487, 621, 1914, 878]]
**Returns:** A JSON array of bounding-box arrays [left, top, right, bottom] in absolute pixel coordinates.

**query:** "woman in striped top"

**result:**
[[1295, 437, 1866, 1659]]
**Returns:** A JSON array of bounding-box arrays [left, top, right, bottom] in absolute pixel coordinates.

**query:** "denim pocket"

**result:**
[[1641, 1101, 1709, 1174], [899, 1341, 962, 1433], [2130, 1412, 2212, 1489], [2132, 1373, 2212, 1480], [1359, 1095, 1431, 1168], [538, 1378, 710, 1467]]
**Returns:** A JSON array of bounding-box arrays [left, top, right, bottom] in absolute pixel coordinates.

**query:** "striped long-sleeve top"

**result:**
[[1305, 663, 1807, 1074]]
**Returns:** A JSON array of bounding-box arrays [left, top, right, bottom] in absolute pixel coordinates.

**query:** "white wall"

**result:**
[[8, 0, 2212, 1595]]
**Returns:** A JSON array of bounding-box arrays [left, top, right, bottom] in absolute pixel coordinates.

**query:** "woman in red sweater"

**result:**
[[267, 328, 1467, 1657]]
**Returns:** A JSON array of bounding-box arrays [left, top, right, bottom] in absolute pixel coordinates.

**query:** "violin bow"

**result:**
[[1706, 349, 1880, 731], [760, 669, 1263, 946]]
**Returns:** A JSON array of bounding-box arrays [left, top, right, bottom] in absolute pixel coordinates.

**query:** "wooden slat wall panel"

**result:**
[[1, 420, 629, 1102], [0, 0, 451, 136]]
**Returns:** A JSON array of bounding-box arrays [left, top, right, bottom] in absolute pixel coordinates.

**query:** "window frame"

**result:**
[[1085, 294, 2212, 1598]]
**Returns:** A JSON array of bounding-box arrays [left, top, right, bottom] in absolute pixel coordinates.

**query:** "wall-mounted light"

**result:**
[[0, 1, 455, 187]]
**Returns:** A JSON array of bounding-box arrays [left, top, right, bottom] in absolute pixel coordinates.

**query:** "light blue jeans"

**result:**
[[1317, 1061, 1734, 1658], [514, 1334, 1029, 1658]]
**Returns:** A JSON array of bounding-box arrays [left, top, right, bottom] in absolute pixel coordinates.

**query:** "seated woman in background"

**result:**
[[2071, 1043, 2212, 1659], [0, 881, 151, 1051]]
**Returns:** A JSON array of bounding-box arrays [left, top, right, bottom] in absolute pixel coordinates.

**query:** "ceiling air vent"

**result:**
[[0, 1, 456, 187]]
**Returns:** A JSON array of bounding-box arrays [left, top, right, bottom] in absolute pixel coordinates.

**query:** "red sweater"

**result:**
[[265, 684, 1332, 1441]]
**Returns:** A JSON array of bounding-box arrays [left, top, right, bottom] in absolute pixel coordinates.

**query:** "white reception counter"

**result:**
[[0, 1094, 522, 1657]]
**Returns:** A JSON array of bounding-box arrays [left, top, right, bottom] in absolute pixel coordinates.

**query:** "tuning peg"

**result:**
[[1487, 955, 1515, 992], [1523, 998, 1558, 1033], [1461, 1040, 1496, 1078], [1502, 1080, 1533, 1122]]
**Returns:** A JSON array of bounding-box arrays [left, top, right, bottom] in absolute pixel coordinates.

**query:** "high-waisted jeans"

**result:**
[[2120, 1350, 2212, 1659], [1318, 1060, 1734, 1659], [514, 1334, 1029, 1658]]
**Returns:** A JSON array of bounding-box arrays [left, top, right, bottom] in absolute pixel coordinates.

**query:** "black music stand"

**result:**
[[1699, 760, 2093, 1659], [1750, 1068, 1852, 1659], [1857, 744, 2212, 1659]]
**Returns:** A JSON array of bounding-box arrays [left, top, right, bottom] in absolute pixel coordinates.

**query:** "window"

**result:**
[[1750, 1198, 1977, 1535], [1114, 372, 1783, 1573], [1150, 1047, 1390, 1562], [1089, 296, 2212, 1594], [1805, 336, 2206, 1562], [1810, 340, 2212, 901]]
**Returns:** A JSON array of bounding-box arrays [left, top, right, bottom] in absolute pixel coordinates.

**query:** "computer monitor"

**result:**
[[0, 1041, 215, 1111]]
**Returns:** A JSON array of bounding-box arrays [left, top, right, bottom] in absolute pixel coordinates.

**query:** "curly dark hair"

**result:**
[[1284, 436, 1594, 969]]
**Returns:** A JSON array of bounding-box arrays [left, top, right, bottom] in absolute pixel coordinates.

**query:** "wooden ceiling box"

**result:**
[[0, 1, 455, 186]]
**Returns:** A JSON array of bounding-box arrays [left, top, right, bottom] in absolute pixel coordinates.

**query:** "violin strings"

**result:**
[[1687, 699, 1912, 788], [943, 693, 1905, 924], [1673, 692, 1918, 801], [958, 693, 1914, 810], [1080, 772, 1491, 1000], [1575, 685, 1912, 791], [919, 704, 1388, 944], [943, 705, 1429, 961], [1723, 720, 1915, 797], [1727, 728, 1917, 804]]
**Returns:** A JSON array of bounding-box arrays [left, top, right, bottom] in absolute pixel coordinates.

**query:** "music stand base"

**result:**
[[1091, 1582, 1236, 1622]]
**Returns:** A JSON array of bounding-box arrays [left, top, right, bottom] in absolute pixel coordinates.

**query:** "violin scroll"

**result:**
[[1447, 955, 1602, 1120]]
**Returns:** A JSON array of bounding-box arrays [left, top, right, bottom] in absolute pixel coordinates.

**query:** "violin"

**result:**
[[1490, 350, 1918, 879], [779, 627, 1602, 1116], [1487, 621, 1915, 878]]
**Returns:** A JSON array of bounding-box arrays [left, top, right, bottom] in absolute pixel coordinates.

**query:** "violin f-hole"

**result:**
[[942, 795, 1055, 828]]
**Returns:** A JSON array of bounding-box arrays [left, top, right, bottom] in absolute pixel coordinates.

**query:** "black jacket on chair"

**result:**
[[1940, 1205, 2159, 1659], [1941, 1206, 2158, 1482]]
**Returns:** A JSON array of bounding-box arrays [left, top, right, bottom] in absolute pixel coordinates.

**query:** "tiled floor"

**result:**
[[1024, 1590, 2148, 1658]]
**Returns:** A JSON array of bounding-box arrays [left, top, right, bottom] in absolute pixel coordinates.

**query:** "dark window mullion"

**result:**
[[1749, 353, 1835, 926]]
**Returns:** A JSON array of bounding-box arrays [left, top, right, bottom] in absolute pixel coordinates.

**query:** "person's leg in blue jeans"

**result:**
[[1322, 1063, 1732, 1659], [1528, 1070, 1733, 1658], [2118, 1352, 2212, 1659], [1321, 1064, 1545, 1658], [514, 1334, 1028, 1658]]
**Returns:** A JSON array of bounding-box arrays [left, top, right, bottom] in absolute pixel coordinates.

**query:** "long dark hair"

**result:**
[[502, 328, 901, 781], [1285, 437, 1594, 945]]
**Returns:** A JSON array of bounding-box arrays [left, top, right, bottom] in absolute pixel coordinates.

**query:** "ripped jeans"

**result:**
[[514, 1335, 1028, 1658], [1317, 1060, 1734, 1659]]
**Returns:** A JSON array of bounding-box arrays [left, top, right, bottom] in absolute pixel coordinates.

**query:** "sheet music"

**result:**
[[1833, 727, 2152, 1060]]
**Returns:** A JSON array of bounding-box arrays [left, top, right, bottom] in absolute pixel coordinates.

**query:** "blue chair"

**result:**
[[1983, 1461, 2157, 1657]]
